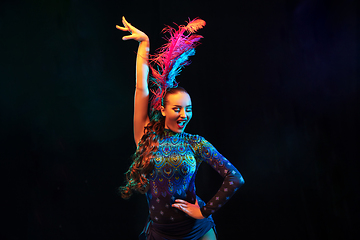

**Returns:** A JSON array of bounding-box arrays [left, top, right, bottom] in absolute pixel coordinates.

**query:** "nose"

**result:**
[[180, 108, 187, 118]]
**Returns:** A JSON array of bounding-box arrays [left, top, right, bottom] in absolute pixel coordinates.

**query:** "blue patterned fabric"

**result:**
[[139, 197, 217, 240], [145, 129, 244, 224]]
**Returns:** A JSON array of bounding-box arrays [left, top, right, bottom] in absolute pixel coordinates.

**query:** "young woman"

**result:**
[[116, 16, 244, 240]]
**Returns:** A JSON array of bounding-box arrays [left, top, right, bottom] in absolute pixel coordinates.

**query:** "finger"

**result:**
[[122, 16, 131, 25], [122, 16, 132, 29], [116, 25, 129, 31], [175, 199, 189, 204], [122, 35, 134, 41], [172, 203, 187, 210], [172, 203, 183, 208], [180, 205, 188, 212]]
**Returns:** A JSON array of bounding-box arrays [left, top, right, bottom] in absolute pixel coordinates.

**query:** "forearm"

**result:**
[[135, 39, 150, 92], [133, 39, 150, 144], [195, 137, 245, 218], [200, 169, 244, 218]]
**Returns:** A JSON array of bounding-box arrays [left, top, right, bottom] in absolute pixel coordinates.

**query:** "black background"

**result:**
[[1, 0, 358, 239]]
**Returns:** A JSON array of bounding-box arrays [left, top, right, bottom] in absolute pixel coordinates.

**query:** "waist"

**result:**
[[149, 206, 192, 224], [143, 216, 215, 240]]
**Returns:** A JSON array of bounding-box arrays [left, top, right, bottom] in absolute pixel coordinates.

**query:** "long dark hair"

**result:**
[[120, 87, 188, 199]]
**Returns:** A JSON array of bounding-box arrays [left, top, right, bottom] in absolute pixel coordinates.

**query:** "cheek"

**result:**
[[187, 112, 193, 120], [165, 112, 178, 121]]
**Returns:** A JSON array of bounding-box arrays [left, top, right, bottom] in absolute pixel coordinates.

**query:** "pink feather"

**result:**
[[149, 18, 206, 113]]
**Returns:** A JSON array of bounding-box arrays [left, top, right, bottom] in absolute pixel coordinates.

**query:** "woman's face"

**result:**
[[161, 91, 192, 133]]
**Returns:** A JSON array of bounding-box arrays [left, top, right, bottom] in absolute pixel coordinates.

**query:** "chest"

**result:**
[[150, 139, 198, 180]]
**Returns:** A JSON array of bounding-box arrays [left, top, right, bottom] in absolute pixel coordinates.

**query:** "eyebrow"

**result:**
[[172, 105, 192, 107]]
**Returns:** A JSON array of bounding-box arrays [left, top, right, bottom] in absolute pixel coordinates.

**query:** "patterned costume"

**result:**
[[140, 129, 244, 239], [121, 18, 245, 239]]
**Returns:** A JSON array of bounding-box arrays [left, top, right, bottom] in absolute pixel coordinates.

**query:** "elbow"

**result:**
[[238, 175, 245, 187], [233, 172, 245, 189]]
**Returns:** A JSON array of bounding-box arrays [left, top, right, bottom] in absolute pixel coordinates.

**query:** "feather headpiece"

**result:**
[[149, 18, 206, 117]]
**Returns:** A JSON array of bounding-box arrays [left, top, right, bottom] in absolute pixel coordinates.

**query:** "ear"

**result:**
[[160, 106, 166, 117]]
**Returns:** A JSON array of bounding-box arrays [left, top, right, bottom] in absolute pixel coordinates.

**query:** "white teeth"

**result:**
[[178, 121, 186, 127]]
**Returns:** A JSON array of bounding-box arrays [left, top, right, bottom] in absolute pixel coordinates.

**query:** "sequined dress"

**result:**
[[141, 129, 244, 239]]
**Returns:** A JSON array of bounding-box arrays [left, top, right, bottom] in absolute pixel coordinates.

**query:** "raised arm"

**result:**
[[116, 17, 150, 145]]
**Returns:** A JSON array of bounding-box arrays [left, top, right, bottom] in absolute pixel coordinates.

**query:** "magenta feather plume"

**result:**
[[149, 18, 206, 114]]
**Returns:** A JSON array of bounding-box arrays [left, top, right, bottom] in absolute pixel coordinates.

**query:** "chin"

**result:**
[[171, 127, 185, 133], [166, 123, 188, 133], [174, 128, 184, 133]]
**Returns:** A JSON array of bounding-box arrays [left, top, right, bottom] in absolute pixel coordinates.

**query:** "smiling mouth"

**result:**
[[177, 120, 187, 128]]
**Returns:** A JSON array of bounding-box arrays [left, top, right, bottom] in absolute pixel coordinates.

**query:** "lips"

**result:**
[[177, 120, 187, 129]]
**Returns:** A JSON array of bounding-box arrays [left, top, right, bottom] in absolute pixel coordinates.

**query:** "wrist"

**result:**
[[139, 36, 149, 43]]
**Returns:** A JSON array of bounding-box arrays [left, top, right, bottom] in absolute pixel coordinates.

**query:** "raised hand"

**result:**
[[172, 199, 205, 219], [116, 16, 149, 42]]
